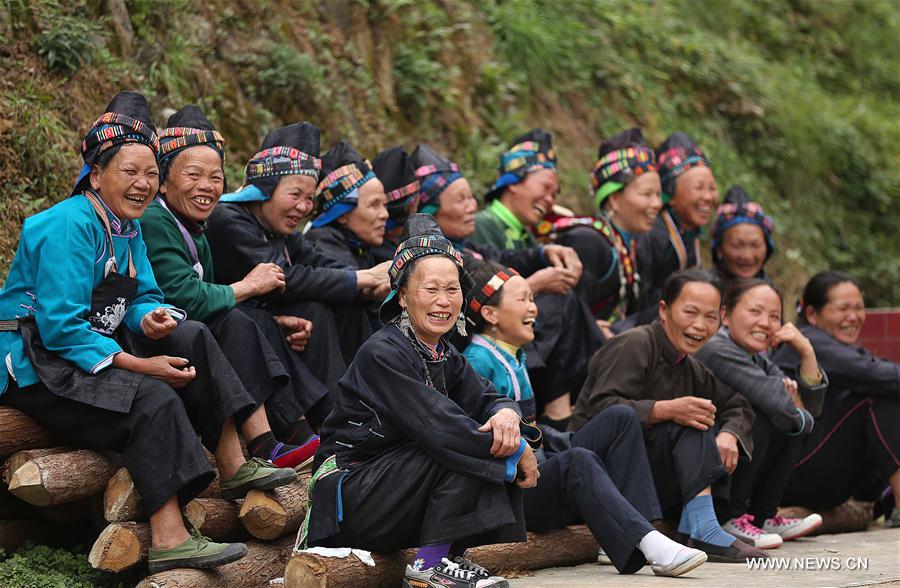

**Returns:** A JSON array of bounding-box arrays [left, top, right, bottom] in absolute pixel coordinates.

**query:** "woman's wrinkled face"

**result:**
[[400, 256, 463, 346], [338, 178, 388, 246], [807, 281, 866, 345], [607, 171, 662, 234], [90, 143, 159, 220], [669, 166, 718, 231], [434, 178, 477, 240], [257, 175, 317, 235], [481, 275, 538, 348], [160, 146, 224, 223], [724, 284, 782, 354], [720, 223, 767, 278], [501, 169, 558, 227], [659, 281, 722, 355]]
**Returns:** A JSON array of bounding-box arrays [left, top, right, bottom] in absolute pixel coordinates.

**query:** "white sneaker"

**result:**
[[762, 514, 823, 541], [722, 514, 783, 549], [597, 548, 612, 565]]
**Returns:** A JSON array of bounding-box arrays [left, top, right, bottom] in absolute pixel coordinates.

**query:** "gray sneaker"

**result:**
[[403, 558, 508, 588]]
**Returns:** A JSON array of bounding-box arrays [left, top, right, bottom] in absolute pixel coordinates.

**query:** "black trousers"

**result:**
[[221, 305, 332, 432], [717, 410, 803, 523], [782, 392, 900, 510], [313, 443, 525, 551], [264, 300, 372, 392], [524, 405, 660, 574], [528, 291, 604, 413], [643, 421, 728, 516]]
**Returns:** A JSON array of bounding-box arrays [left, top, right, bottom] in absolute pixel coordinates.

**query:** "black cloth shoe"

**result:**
[[687, 537, 769, 563]]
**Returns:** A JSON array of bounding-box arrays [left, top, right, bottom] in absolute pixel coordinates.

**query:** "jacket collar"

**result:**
[[651, 319, 686, 365]]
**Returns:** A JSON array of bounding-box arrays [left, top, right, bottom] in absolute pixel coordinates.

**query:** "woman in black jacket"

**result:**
[[772, 271, 900, 527]]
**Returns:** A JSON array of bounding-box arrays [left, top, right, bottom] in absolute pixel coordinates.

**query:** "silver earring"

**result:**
[[399, 308, 412, 334], [456, 313, 467, 336]]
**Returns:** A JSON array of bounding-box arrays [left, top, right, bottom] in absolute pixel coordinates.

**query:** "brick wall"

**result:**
[[857, 309, 900, 363]]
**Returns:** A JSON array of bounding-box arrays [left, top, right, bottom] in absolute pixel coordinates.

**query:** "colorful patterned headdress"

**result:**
[[485, 128, 557, 201], [379, 213, 471, 323], [310, 141, 376, 227], [465, 259, 521, 331], [220, 122, 322, 203], [591, 128, 657, 208], [372, 146, 421, 231], [73, 91, 158, 195], [411, 143, 463, 214], [158, 105, 224, 182], [711, 185, 776, 264], [655, 131, 711, 204]]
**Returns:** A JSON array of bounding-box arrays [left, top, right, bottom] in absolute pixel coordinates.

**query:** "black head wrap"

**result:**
[[73, 90, 158, 195], [654, 131, 711, 204], [484, 128, 557, 201], [158, 105, 224, 183], [410, 143, 463, 214], [379, 213, 472, 323], [372, 146, 421, 231], [310, 141, 376, 227], [591, 127, 657, 209]]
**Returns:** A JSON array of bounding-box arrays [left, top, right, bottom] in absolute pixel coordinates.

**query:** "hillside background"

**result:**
[[1, 0, 898, 307]]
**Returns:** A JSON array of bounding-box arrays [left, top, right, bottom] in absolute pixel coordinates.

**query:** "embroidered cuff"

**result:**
[[504, 439, 527, 482]]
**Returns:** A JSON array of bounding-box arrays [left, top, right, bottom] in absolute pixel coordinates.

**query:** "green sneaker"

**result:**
[[147, 530, 247, 573], [220, 457, 297, 499]]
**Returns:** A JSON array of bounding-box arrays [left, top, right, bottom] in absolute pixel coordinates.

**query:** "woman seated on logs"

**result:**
[[772, 272, 900, 528], [141, 105, 331, 468], [0, 91, 296, 572], [206, 123, 390, 384], [694, 279, 827, 548], [569, 270, 768, 562], [709, 186, 776, 289], [537, 128, 662, 339], [302, 214, 538, 588], [462, 259, 707, 577]]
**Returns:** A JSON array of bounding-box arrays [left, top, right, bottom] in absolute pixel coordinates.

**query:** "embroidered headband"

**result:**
[[388, 235, 465, 287], [244, 145, 323, 185], [314, 162, 375, 212], [81, 112, 159, 161], [591, 146, 657, 207], [711, 201, 776, 261], [487, 139, 558, 200], [159, 127, 225, 159], [657, 146, 710, 186]]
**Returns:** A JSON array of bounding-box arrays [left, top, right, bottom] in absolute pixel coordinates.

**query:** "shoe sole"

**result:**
[[403, 576, 509, 588], [778, 519, 823, 541], [148, 543, 248, 574], [653, 551, 708, 577], [220, 468, 298, 500]]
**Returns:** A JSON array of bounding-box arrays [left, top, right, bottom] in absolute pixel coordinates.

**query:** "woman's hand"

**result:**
[[141, 308, 178, 340], [784, 377, 805, 409], [478, 408, 522, 458], [543, 244, 583, 279], [596, 319, 615, 340], [515, 445, 540, 489], [232, 263, 285, 302], [526, 266, 579, 295], [138, 355, 196, 388], [274, 315, 313, 352], [716, 431, 739, 474], [356, 261, 392, 300], [772, 322, 821, 385]]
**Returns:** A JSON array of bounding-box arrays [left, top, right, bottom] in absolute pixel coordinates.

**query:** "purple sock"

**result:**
[[413, 543, 451, 570]]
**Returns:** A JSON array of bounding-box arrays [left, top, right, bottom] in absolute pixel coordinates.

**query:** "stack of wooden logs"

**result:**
[[2, 405, 881, 587], [1, 406, 308, 586]]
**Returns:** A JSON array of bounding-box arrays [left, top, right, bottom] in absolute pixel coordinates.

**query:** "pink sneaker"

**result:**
[[762, 514, 823, 541], [722, 514, 783, 549]]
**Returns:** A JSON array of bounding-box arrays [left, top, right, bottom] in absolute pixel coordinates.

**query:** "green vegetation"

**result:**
[[0, 544, 142, 587], [0, 0, 897, 304]]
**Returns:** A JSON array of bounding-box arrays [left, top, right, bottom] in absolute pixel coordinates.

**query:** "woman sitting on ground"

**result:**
[[694, 279, 827, 548], [141, 105, 331, 468], [463, 259, 707, 577], [0, 91, 295, 573], [772, 271, 900, 528], [709, 186, 776, 289], [302, 214, 538, 588]]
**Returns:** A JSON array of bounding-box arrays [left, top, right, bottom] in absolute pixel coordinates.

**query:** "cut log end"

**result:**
[[88, 522, 150, 572], [239, 491, 289, 540], [8, 462, 52, 507], [104, 467, 144, 522]]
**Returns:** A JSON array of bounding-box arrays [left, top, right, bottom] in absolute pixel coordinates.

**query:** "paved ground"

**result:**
[[509, 525, 900, 587]]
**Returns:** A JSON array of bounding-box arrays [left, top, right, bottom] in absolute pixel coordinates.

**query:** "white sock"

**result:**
[[638, 530, 686, 566]]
